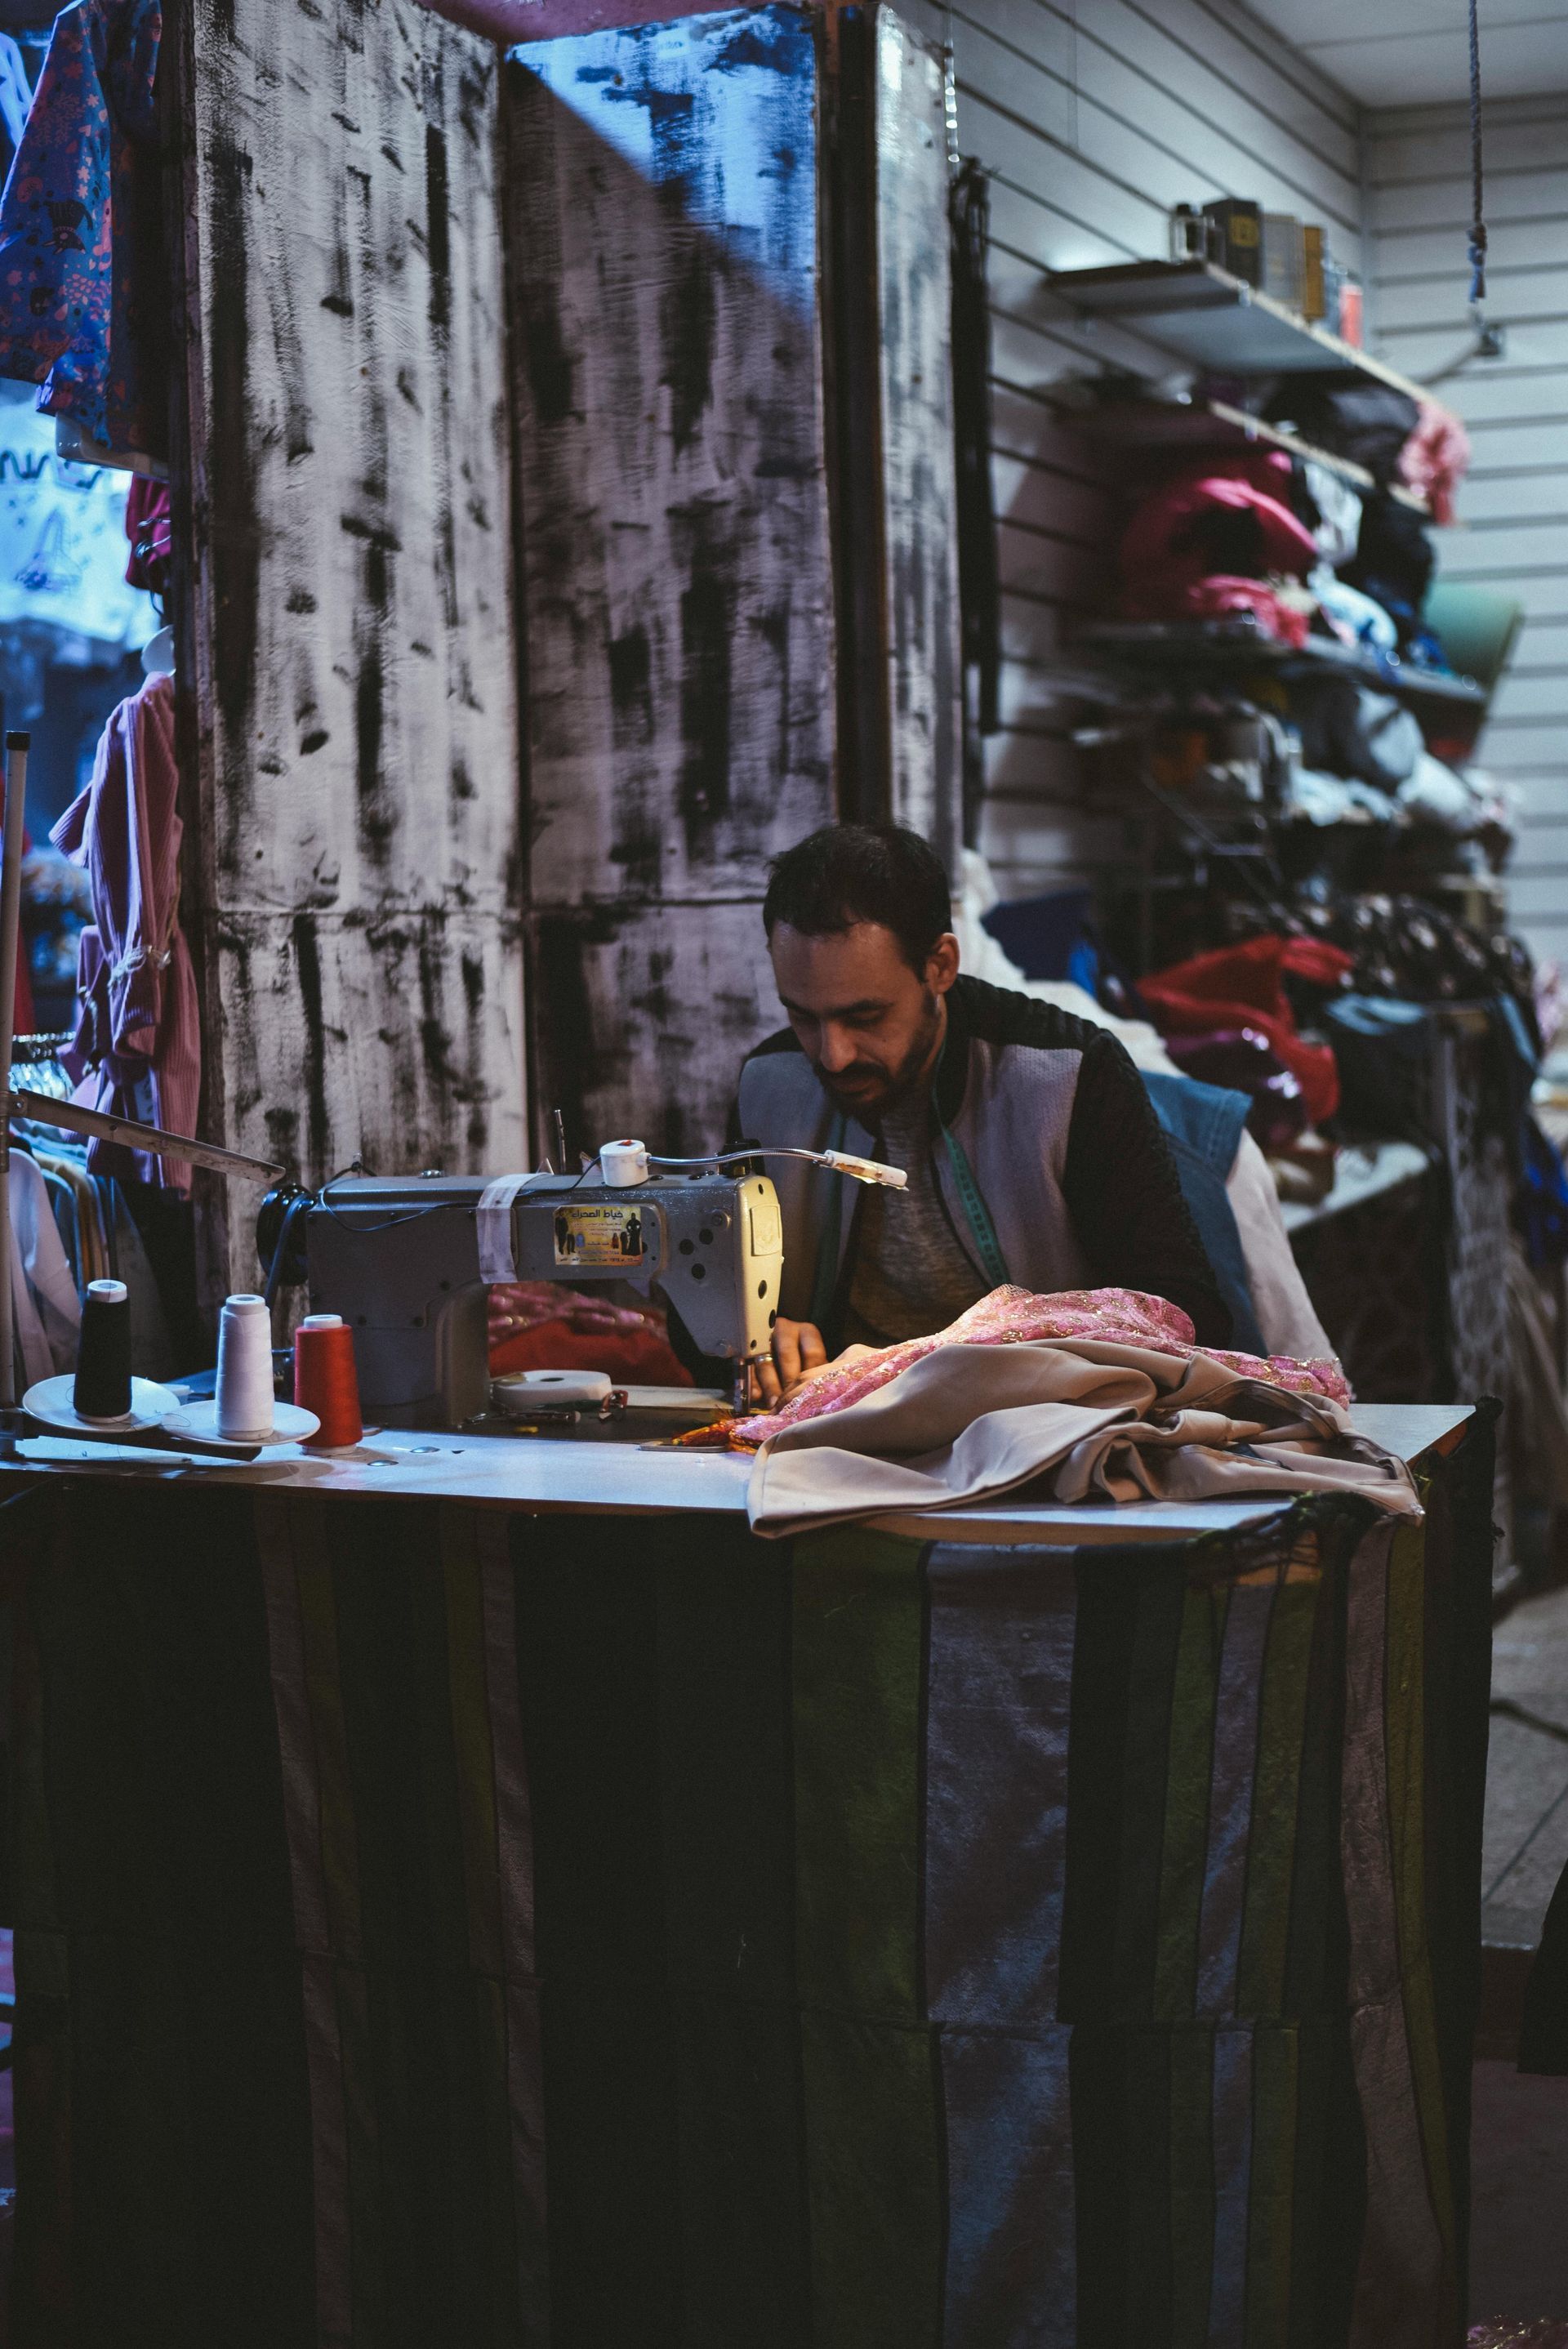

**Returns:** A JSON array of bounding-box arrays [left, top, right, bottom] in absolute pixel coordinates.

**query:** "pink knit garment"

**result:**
[[728, 1285, 1349, 1449]]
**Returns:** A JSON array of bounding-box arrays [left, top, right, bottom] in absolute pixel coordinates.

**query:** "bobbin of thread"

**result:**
[[294, 1313, 363, 1448], [216, 1294, 276, 1442], [74, 1278, 132, 1422]]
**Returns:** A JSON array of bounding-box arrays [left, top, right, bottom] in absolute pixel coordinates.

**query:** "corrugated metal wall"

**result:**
[[1365, 95, 1568, 974], [883, 0, 1365, 900]]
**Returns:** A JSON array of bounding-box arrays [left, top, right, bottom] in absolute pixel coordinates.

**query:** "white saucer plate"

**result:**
[[159, 1397, 320, 1446], [24, 1374, 182, 1437]]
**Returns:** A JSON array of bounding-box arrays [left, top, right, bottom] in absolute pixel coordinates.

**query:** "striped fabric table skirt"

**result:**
[[0, 1416, 1492, 2347]]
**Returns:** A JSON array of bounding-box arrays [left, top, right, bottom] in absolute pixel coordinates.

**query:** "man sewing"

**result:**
[[735, 822, 1231, 1406]]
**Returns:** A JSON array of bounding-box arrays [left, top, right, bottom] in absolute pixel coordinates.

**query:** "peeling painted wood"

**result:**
[[427, 0, 698, 43], [531, 901, 778, 1161], [506, 6, 963, 1157], [215, 907, 521, 1181], [873, 11, 961, 875], [504, 5, 837, 910], [506, 4, 845, 1158], [179, 0, 523, 1277]]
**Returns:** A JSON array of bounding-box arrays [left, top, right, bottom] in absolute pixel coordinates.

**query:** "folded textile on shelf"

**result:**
[[1295, 676, 1423, 789], [1162, 1027, 1309, 1152], [1119, 452, 1321, 640], [1299, 461, 1363, 567], [953, 849, 1179, 1070], [1293, 889, 1531, 1006], [1285, 768, 1409, 827], [1397, 399, 1471, 528], [1342, 493, 1435, 647], [1396, 751, 1517, 849], [738, 1286, 1413, 1539], [1138, 933, 1352, 1125], [1179, 576, 1312, 645], [1310, 568, 1398, 654], [1263, 381, 1419, 484]]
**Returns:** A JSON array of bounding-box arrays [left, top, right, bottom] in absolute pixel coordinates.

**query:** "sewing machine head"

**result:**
[[259, 1154, 784, 1428]]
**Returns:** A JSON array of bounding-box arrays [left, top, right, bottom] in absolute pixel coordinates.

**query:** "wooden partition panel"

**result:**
[[506, 3, 961, 1161], [871, 9, 960, 872], [505, 6, 837, 1157], [176, 0, 523, 1285]]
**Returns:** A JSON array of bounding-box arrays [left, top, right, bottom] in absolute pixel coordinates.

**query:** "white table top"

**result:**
[[2, 1402, 1473, 1549], [1278, 1140, 1429, 1234]]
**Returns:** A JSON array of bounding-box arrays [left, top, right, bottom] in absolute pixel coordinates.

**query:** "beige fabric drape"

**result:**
[[747, 1336, 1422, 1537]]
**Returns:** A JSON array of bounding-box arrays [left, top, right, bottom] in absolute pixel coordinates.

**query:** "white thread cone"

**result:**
[[216, 1293, 275, 1441]]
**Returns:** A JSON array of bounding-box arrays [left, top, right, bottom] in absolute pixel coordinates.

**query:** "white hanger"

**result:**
[[141, 625, 175, 677]]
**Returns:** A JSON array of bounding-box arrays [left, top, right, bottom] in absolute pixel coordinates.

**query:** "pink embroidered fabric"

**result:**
[[728, 1285, 1349, 1449]]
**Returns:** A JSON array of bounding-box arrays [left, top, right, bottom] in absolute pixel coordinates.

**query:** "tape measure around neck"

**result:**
[[933, 1038, 1011, 1290]]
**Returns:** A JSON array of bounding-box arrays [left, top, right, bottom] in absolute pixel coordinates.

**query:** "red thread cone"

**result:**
[[294, 1314, 363, 1447]]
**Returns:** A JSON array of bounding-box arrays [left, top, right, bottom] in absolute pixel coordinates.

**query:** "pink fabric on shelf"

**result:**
[[1178, 576, 1312, 646], [728, 1284, 1349, 1450], [50, 674, 200, 1192], [1119, 452, 1321, 639], [1398, 399, 1471, 528]]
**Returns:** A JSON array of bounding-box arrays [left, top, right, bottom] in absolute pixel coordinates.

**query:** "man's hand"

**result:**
[[751, 1316, 830, 1409], [749, 1324, 883, 1411]]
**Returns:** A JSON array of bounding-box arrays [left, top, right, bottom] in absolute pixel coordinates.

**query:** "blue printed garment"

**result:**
[[0, 0, 164, 456]]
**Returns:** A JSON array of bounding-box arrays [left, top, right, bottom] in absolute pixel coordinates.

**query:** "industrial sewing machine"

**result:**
[[257, 1139, 902, 1429]]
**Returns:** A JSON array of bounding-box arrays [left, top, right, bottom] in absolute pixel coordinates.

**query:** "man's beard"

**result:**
[[818, 990, 943, 1117]]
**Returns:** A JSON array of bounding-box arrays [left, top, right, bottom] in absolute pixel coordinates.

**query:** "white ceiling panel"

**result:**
[[1243, 0, 1568, 102]]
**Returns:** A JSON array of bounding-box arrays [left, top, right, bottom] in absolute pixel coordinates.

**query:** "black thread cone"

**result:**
[[74, 1281, 131, 1420]]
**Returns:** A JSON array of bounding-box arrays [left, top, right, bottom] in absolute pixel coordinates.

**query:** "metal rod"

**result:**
[[0, 733, 28, 1409], [6, 1087, 283, 1183]]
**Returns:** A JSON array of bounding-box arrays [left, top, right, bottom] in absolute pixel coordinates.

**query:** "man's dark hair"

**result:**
[[762, 823, 951, 974]]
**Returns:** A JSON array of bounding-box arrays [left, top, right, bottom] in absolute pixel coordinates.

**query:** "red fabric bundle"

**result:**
[[1181, 577, 1311, 647], [487, 1281, 693, 1385], [1120, 452, 1321, 639], [1138, 935, 1353, 1126]]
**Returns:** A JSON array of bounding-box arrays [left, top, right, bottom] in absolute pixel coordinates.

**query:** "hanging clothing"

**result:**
[[123, 469, 169, 589], [0, 0, 166, 457], [0, 34, 33, 186], [5, 1144, 79, 1383], [50, 670, 198, 1192]]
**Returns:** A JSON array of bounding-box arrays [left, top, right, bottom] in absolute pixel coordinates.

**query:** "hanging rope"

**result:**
[[1468, 0, 1487, 312]]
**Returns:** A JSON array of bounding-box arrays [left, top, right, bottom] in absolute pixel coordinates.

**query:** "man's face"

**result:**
[[768, 920, 960, 1119]]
